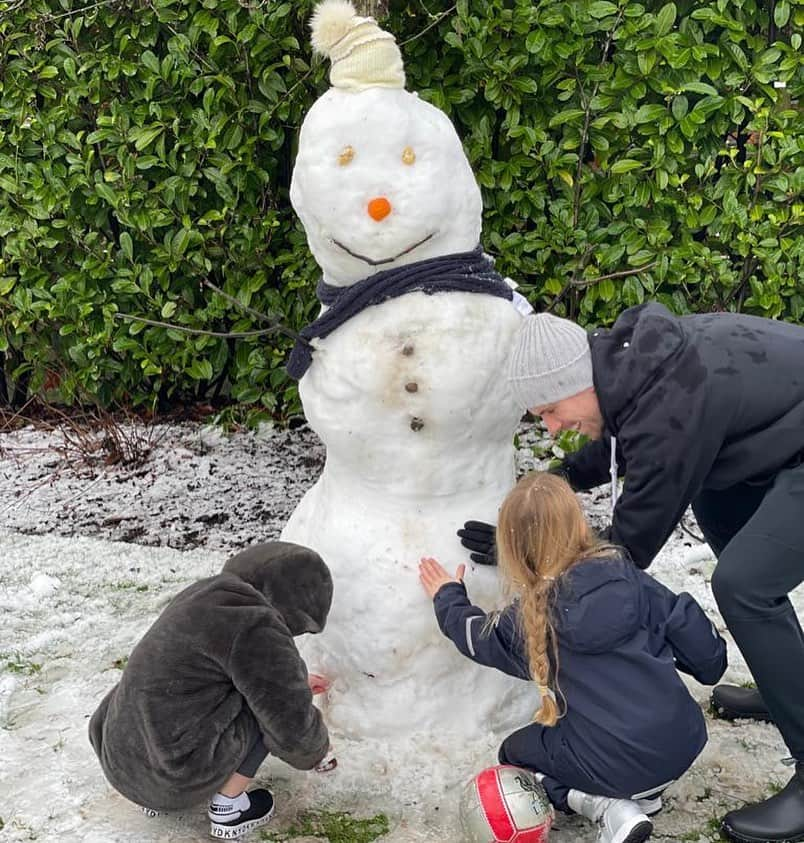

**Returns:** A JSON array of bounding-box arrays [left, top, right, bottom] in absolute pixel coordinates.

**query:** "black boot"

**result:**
[[712, 685, 774, 723], [722, 763, 804, 842]]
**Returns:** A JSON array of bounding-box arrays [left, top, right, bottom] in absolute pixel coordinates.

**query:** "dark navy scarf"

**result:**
[[286, 246, 513, 380]]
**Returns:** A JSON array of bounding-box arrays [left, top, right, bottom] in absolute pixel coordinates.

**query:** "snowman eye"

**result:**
[[401, 146, 416, 165], [338, 146, 355, 166]]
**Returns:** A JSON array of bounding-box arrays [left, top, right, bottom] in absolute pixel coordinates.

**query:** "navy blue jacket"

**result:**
[[562, 302, 804, 568], [434, 555, 726, 789]]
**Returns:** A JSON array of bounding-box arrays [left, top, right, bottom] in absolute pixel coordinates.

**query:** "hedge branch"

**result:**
[[570, 262, 658, 288], [399, 4, 457, 46], [115, 313, 308, 343]]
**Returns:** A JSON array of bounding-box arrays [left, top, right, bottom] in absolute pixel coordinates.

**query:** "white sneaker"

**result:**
[[635, 796, 662, 816], [567, 790, 652, 843], [598, 798, 653, 843]]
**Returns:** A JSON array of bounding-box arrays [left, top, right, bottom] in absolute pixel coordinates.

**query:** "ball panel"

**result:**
[[476, 767, 516, 842]]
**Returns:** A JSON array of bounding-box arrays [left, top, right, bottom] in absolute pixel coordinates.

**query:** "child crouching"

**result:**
[[420, 472, 727, 843], [89, 541, 335, 839]]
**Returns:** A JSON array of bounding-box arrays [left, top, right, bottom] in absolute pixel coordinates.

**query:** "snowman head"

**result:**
[[290, 0, 482, 287]]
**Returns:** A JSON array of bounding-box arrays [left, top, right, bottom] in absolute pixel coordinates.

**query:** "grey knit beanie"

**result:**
[[507, 313, 593, 409]]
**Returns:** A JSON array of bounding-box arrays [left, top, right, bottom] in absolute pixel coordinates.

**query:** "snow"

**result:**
[[1, 419, 802, 842]]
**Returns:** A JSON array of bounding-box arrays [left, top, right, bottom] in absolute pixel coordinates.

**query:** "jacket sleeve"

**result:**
[[664, 592, 728, 685], [432, 582, 530, 680], [227, 620, 329, 770], [643, 573, 727, 684]]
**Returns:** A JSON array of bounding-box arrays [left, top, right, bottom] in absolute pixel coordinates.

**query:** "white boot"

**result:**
[[567, 789, 653, 843]]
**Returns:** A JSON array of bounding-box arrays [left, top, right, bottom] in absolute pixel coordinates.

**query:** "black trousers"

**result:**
[[236, 737, 269, 778], [692, 462, 804, 759], [498, 724, 670, 812]]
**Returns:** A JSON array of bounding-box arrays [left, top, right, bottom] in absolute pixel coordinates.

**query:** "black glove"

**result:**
[[457, 520, 497, 565]]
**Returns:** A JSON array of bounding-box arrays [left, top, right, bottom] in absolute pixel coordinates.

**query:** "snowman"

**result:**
[[281, 0, 536, 742]]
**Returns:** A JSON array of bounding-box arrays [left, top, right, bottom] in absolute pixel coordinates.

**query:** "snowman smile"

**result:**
[[332, 232, 435, 266]]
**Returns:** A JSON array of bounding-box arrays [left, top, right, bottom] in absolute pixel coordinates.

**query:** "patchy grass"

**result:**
[[260, 810, 390, 842], [678, 815, 723, 842], [111, 580, 149, 592], [1, 652, 42, 675]]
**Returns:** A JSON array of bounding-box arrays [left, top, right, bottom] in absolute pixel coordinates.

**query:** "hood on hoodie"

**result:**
[[222, 541, 333, 636], [591, 302, 687, 430], [552, 556, 644, 654]]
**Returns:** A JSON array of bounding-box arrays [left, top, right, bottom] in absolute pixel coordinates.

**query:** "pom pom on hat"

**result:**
[[310, 0, 359, 54], [507, 313, 593, 410], [310, 0, 405, 91]]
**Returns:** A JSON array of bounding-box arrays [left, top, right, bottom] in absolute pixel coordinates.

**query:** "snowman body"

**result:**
[[282, 86, 536, 738]]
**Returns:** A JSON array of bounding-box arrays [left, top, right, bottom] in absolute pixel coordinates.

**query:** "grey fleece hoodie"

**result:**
[[88, 541, 332, 810]]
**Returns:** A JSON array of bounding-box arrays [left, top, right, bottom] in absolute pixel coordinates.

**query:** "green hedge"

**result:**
[[1, 0, 802, 418]]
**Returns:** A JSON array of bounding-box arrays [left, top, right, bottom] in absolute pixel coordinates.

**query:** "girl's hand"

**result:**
[[418, 557, 466, 599]]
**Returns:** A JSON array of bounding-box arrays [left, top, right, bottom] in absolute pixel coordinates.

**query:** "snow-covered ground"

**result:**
[[0, 420, 800, 843]]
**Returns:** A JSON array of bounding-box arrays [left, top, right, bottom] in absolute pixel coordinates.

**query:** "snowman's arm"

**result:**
[[432, 582, 530, 680], [228, 620, 330, 770]]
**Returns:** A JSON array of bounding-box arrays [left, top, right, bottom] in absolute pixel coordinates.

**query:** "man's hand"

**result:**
[[308, 673, 331, 695], [418, 557, 466, 598], [457, 520, 497, 565]]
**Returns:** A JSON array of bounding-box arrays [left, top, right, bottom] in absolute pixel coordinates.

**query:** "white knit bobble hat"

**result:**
[[310, 0, 405, 91], [507, 313, 593, 410]]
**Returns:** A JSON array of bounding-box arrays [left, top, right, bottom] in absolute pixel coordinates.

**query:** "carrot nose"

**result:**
[[367, 196, 392, 221]]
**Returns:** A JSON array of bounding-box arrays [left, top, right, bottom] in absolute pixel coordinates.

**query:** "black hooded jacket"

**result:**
[[89, 542, 332, 810], [561, 303, 804, 568]]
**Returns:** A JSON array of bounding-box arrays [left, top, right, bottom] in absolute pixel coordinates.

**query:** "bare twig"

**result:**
[[43, 0, 121, 20], [569, 261, 658, 288], [114, 313, 301, 340], [201, 279, 287, 327], [679, 517, 705, 544], [398, 4, 457, 46]]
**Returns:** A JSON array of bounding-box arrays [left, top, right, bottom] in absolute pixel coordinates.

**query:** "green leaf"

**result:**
[[120, 232, 133, 261], [682, 82, 719, 96], [588, 1, 619, 18], [635, 104, 667, 123], [655, 3, 677, 36], [774, 3, 790, 28], [548, 109, 586, 127], [141, 50, 160, 74], [161, 301, 177, 319], [610, 159, 643, 174], [671, 95, 688, 120], [188, 359, 214, 380], [129, 126, 164, 151]]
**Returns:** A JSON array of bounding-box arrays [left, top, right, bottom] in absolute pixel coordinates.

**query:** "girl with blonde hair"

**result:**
[[420, 471, 727, 843]]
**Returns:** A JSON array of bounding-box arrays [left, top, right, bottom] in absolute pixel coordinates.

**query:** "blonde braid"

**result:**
[[519, 574, 560, 725]]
